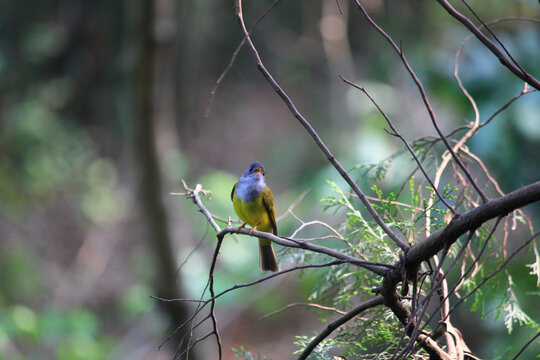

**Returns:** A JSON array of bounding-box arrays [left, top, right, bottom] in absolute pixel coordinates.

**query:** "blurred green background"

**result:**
[[0, 0, 539, 359]]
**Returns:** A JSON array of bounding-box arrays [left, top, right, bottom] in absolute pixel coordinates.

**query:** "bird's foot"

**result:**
[[237, 223, 247, 233], [248, 225, 259, 234]]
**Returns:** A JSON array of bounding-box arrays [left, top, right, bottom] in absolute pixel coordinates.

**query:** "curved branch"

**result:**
[[297, 295, 385, 360]]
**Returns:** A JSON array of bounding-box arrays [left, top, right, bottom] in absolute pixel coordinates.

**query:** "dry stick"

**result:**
[[436, 0, 540, 91], [204, 0, 284, 119], [191, 190, 221, 359], [176, 183, 223, 359], [352, 0, 488, 204], [480, 84, 535, 129], [297, 295, 385, 360], [340, 76, 457, 215], [234, 0, 408, 252], [276, 188, 311, 222]]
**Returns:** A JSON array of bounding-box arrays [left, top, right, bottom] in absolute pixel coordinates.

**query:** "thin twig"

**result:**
[[260, 302, 354, 319], [510, 331, 540, 360], [276, 188, 311, 222]]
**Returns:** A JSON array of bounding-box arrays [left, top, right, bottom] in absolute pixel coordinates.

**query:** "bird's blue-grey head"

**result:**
[[236, 161, 267, 202]]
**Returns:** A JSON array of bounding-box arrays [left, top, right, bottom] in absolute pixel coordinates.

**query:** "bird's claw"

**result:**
[[237, 223, 247, 233], [248, 225, 258, 234]]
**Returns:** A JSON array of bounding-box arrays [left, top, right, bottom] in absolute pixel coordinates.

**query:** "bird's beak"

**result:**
[[254, 167, 263, 175]]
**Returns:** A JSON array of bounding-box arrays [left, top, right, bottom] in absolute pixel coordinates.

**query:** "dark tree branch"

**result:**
[[380, 271, 452, 360]]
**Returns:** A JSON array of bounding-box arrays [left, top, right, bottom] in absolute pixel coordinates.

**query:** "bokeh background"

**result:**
[[1, 0, 539, 359]]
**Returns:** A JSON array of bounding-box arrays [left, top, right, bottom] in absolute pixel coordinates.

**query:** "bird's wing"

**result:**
[[262, 187, 277, 235], [231, 182, 237, 201]]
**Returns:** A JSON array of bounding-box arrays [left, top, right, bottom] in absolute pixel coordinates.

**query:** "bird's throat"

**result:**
[[235, 175, 266, 202]]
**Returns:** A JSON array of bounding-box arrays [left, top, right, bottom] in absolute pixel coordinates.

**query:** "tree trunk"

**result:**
[[132, 0, 197, 357]]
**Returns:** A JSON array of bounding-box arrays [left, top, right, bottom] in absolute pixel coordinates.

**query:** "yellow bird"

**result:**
[[231, 161, 279, 272]]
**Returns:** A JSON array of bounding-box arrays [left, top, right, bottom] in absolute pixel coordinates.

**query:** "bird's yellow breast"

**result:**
[[232, 191, 273, 233]]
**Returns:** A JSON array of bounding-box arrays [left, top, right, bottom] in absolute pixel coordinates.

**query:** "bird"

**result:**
[[231, 161, 279, 272]]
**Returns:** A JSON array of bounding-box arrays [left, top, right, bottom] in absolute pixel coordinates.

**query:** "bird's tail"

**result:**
[[258, 238, 278, 272]]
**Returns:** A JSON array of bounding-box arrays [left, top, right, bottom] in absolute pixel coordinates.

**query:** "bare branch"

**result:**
[[459, 0, 529, 76], [260, 302, 355, 319]]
